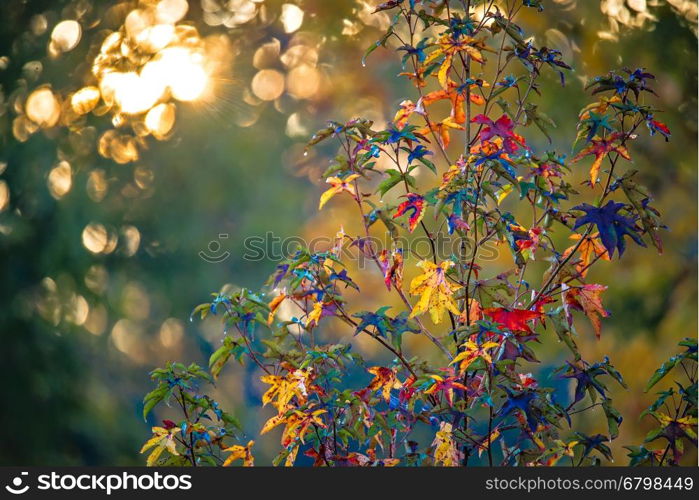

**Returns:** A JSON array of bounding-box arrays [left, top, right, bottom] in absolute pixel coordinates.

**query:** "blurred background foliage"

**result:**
[[0, 0, 696, 465]]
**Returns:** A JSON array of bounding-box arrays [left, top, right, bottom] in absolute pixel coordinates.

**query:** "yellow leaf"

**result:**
[[140, 427, 180, 467], [496, 184, 514, 205], [260, 368, 313, 412], [450, 340, 499, 373], [367, 366, 402, 402], [408, 260, 461, 324], [267, 293, 287, 325], [318, 174, 359, 209], [432, 422, 462, 466], [222, 440, 255, 467], [306, 301, 324, 327], [261, 413, 285, 435], [437, 55, 452, 88]]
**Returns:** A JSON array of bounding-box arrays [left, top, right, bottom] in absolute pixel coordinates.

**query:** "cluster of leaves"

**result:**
[[141, 362, 248, 466], [141, 0, 685, 466], [626, 338, 697, 466]]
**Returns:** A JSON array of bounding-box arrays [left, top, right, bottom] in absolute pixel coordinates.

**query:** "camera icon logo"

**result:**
[[199, 233, 231, 263], [5, 472, 29, 495]]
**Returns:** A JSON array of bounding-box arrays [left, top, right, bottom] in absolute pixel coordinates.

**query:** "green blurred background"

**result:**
[[0, 0, 696, 465]]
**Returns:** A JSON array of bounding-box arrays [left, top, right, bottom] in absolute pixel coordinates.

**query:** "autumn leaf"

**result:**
[[261, 368, 314, 412], [563, 232, 610, 277], [409, 260, 461, 324], [421, 79, 488, 124], [394, 99, 418, 129], [432, 422, 463, 466], [418, 117, 465, 148], [565, 284, 609, 339], [261, 407, 327, 449], [367, 366, 402, 402], [306, 301, 324, 327], [424, 35, 487, 88], [140, 426, 180, 467], [378, 248, 404, 290], [319, 174, 360, 209], [424, 373, 467, 406], [572, 132, 631, 186], [578, 95, 622, 121], [222, 440, 255, 467], [483, 307, 542, 334], [471, 114, 527, 153], [572, 201, 645, 258], [451, 340, 500, 373], [267, 293, 287, 325], [458, 298, 483, 324], [477, 428, 501, 458], [393, 193, 426, 233]]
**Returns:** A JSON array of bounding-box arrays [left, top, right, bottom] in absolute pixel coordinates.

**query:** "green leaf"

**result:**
[[645, 354, 681, 392], [644, 427, 664, 443], [641, 389, 674, 418], [377, 169, 404, 197], [602, 399, 622, 439], [143, 384, 170, 420], [417, 156, 437, 175], [361, 15, 397, 67], [209, 337, 239, 379]]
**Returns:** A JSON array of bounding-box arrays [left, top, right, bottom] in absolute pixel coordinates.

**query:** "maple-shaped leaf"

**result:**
[[318, 174, 360, 209], [573, 432, 613, 462], [261, 407, 327, 451], [261, 368, 314, 412], [367, 366, 402, 402], [579, 111, 614, 142], [578, 95, 622, 121], [572, 132, 630, 186], [483, 307, 542, 334], [353, 306, 419, 341], [563, 232, 610, 277], [408, 260, 461, 324], [559, 357, 626, 408], [140, 426, 180, 466], [397, 38, 429, 68], [515, 226, 544, 260], [476, 427, 502, 458], [572, 201, 645, 258], [565, 284, 609, 339], [494, 387, 542, 432], [450, 339, 500, 373], [587, 68, 657, 100], [424, 373, 467, 406], [471, 114, 527, 153], [354, 308, 391, 337], [447, 213, 470, 234], [422, 79, 487, 125], [393, 193, 426, 233], [645, 412, 698, 462], [418, 116, 465, 148], [424, 35, 487, 88], [222, 440, 255, 467]]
